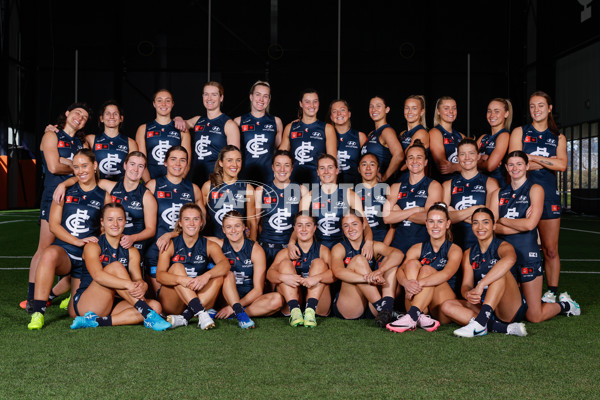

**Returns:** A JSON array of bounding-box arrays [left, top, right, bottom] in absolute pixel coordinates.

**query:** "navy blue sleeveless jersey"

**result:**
[[361, 124, 392, 176], [390, 176, 433, 253], [222, 238, 255, 296], [521, 124, 561, 219], [434, 124, 463, 182], [336, 128, 362, 184], [239, 113, 278, 185], [294, 240, 322, 278], [449, 173, 489, 250], [53, 184, 105, 260], [171, 234, 210, 278], [341, 238, 378, 271], [79, 234, 131, 293], [42, 130, 84, 191], [110, 180, 148, 251], [289, 120, 328, 184], [478, 129, 507, 187], [145, 176, 195, 268], [399, 124, 425, 151], [355, 183, 388, 242], [311, 186, 350, 248], [469, 237, 504, 287], [419, 239, 457, 290], [93, 133, 129, 181], [258, 182, 302, 245], [190, 114, 231, 185], [206, 181, 248, 239], [497, 180, 541, 268], [144, 120, 182, 179], [40, 130, 85, 221]]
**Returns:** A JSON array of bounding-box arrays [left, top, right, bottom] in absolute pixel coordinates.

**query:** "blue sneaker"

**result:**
[[236, 311, 255, 329], [70, 311, 99, 330], [143, 310, 171, 331], [207, 308, 217, 319]]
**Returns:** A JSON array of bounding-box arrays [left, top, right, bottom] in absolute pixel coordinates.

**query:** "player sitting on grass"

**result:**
[[267, 213, 334, 327], [330, 210, 404, 327], [207, 211, 284, 329], [440, 207, 528, 337], [387, 203, 462, 333], [70, 203, 170, 331], [156, 203, 230, 330]]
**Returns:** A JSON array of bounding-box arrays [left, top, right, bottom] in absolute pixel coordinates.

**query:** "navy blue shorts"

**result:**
[[511, 262, 543, 284], [236, 285, 252, 299], [259, 241, 287, 268], [39, 190, 54, 222]]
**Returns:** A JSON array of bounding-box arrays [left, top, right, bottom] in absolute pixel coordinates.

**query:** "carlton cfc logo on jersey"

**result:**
[[264, 197, 277, 204], [472, 261, 480, 269], [57, 141, 70, 148], [552, 205, 560, 211], [99, 255, 110, 263], [397, 192, 407, 199], [172, 254, 186, 263], [111, 196, 122, 204], [313, 203, 324, 209], [194, 125, 205, 132], [95, 144, 109, 150], [211, 192, 225, 199], [65, 196, 79, 203], [524, 136, 536, 143], [452, 187, 464, 194], [291, 132, 303, 139], [420, 258, 432, 265], [228, 259, 235, 265], [499, 198, 508, 205], [443, 138, 452, 144], [157, 191, 172, 199], [146, 131, 160, 138], [344, 257, 351, 265], [241, 125, 255, 132]]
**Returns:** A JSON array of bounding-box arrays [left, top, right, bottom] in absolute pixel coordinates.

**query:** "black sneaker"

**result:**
[[375, 310, 393, 328]]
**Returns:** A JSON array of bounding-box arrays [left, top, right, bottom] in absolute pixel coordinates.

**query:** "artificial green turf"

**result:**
[[1, 211, 599, 398]]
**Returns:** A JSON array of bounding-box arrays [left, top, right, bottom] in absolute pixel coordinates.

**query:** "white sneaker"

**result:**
[[454, 318, 488, 338], [197, 310, 216, 330], [558, 292, 581, 316], [167, 314, 188, 329], [541, 290, 556, 303], [506, 322, 528, 337]]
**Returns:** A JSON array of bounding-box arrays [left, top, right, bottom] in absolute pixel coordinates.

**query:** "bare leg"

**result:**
[[538, 218, 561, 288], [522, 276, 561, 323]]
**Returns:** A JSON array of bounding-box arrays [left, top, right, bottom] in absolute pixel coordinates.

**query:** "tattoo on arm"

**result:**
[[539, 159, 553, 166]]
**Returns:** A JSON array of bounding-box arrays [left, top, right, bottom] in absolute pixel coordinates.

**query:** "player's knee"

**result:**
[[309, 258, 327, 274], [348, 255, 371, 273], [104, 261, 127, 276], [543, 246, 559, 260], [417, 265, 435, 278], [169, 263, 187, 275]]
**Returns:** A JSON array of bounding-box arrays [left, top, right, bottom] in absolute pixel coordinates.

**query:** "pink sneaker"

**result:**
[[386, 314, 417, 333], [417, 313, 440, 332]]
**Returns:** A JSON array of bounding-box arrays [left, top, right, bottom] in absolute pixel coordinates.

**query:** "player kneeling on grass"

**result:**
[[70, 203, 170, 331], [156, 203, 230, 330], [440, 208, 528, 337], [208, 211, 284, 329], [387, 203, 462, 333], [267, 213, 334, 327], [331, 210, 404, 327]]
